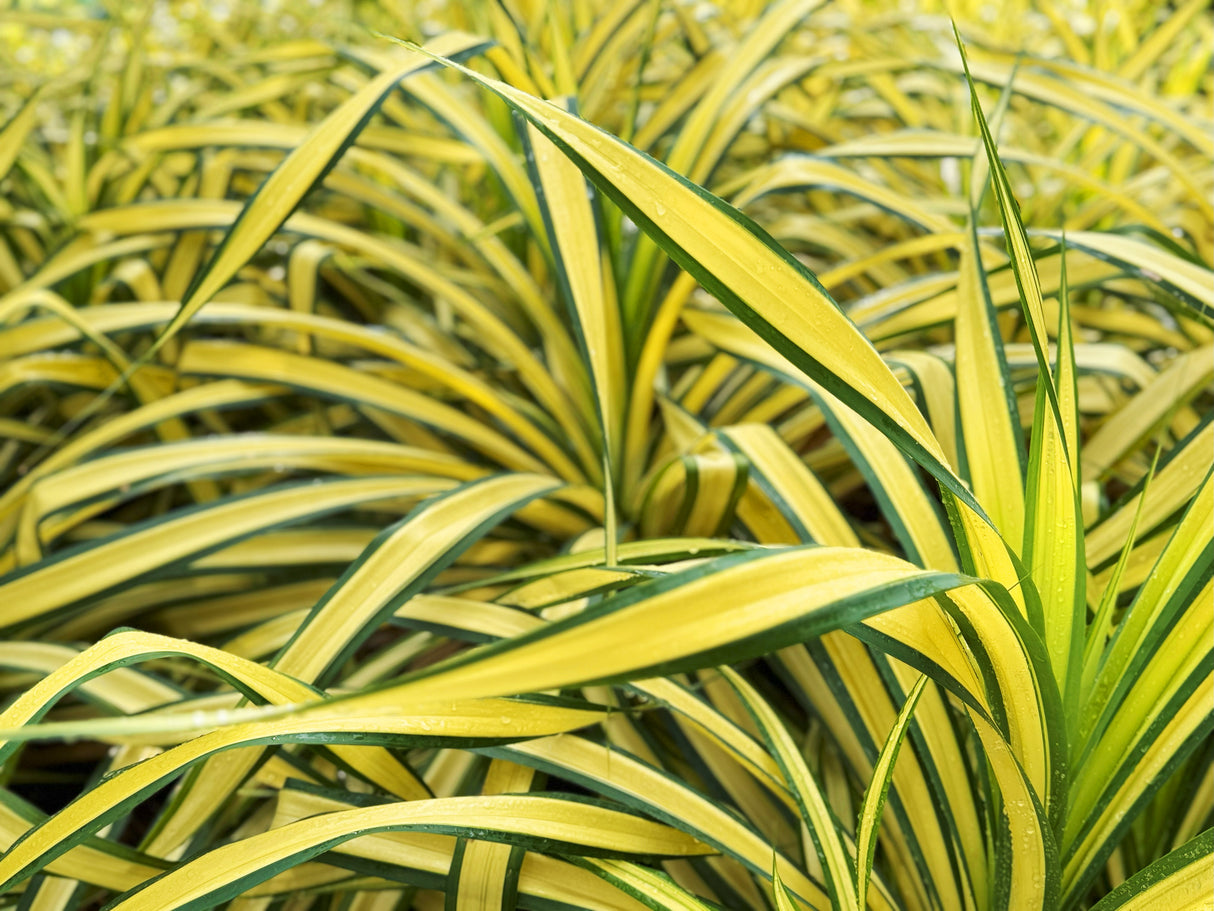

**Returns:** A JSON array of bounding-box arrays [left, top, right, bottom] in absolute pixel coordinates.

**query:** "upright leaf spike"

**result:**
[[952, 24, 1067, 438], [956, 23, 1083, 727], [855, 676, 929, 910], [1078, 444, 1161, 711], [1054, 235, 1082, 478], [955, 207, 1027, 549]]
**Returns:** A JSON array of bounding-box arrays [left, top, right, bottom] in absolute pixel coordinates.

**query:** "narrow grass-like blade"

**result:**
[[524, 105, 624, 559], [771, 859, 806, 911], [0, 477, 450, 630], [684, 309, 958, 573], [854, 676, 928, 910], [722, 667, 858, 909], [954, 214, 1025, 547], [147, 33, 487, 362], [492, 734, 827, 908], [143, 474, 563, 857], [573, 857, 720, 911], [621, 0, 826, 331]]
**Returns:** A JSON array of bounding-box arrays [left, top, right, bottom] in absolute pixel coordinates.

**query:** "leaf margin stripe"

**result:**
[[854, 675, 929, 911], [1087, 828, 1213, 911], [101, 796, 710, 911], [720, 666, 859, 910]]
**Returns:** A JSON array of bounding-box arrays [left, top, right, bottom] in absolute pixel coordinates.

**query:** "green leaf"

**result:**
[[103, 796, 710, 911], [854, 675, 928, 910], [1088, 829, 1213, 911], [721, 666, 858, 910], [154, 33, 488, 362]]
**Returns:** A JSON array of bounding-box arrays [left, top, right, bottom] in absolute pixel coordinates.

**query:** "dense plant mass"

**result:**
[[0, 1, 1210, 909]]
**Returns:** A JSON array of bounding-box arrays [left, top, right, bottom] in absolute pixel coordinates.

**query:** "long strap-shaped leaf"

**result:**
[[1080, 345, 1214, 481], [728, 157, 956, 236], [967, 707, 1057, 910], [4, 298, 584, 484], [1063, 671, 1212, 905], [772, 860, 807, 911], [371, 546, 966, 701], [968, 63, 1211, 213], [0, 629, 607, 892], [0, 378, 282, 546], [102, 796, 709, 911], [391, 39, 986, 527], [623, 0, 825, 329], [0, 703, 608, 892], [573, 857, 719, 911], [1085, 424, 1213, 570], [142, 474, 563, 858], [1032, 230, 1213, 323], [370, 543, 1058, 815], [0, 88, 41, 183], [76, 200, 594, 482], [1081, 474, 1213, 750], [720, 667, 859, 910], [18, 435, 481, 560], [723, 424, 986, 908], [151, 32, 486, 361], [450, 760, 534, 911], [403, 37, 1039, 673], [854, 676, 929, 911], [525, 106, 625, 558], [0, 630, 309, 764], [953, 214, 1025, 548], [1087, 829, 1213, 911], [1023, 262, 1085, 717], [0, 476, 450, 630], [491, 734, 828, 908], [0, 792, 166, 895], [0, 641, 180, 716], [271, 785, 656, 911], [957, 31, 1084, 721], [276, 474, 562, 685], [954, 28, 1058, 413], [687, 310, 958, 574]]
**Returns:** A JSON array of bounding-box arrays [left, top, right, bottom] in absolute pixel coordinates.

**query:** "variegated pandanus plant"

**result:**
[[0, 1, 1209, 909]]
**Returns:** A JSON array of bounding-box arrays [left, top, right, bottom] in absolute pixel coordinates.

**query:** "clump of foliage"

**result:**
[[0, 1, 1210, 910]]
